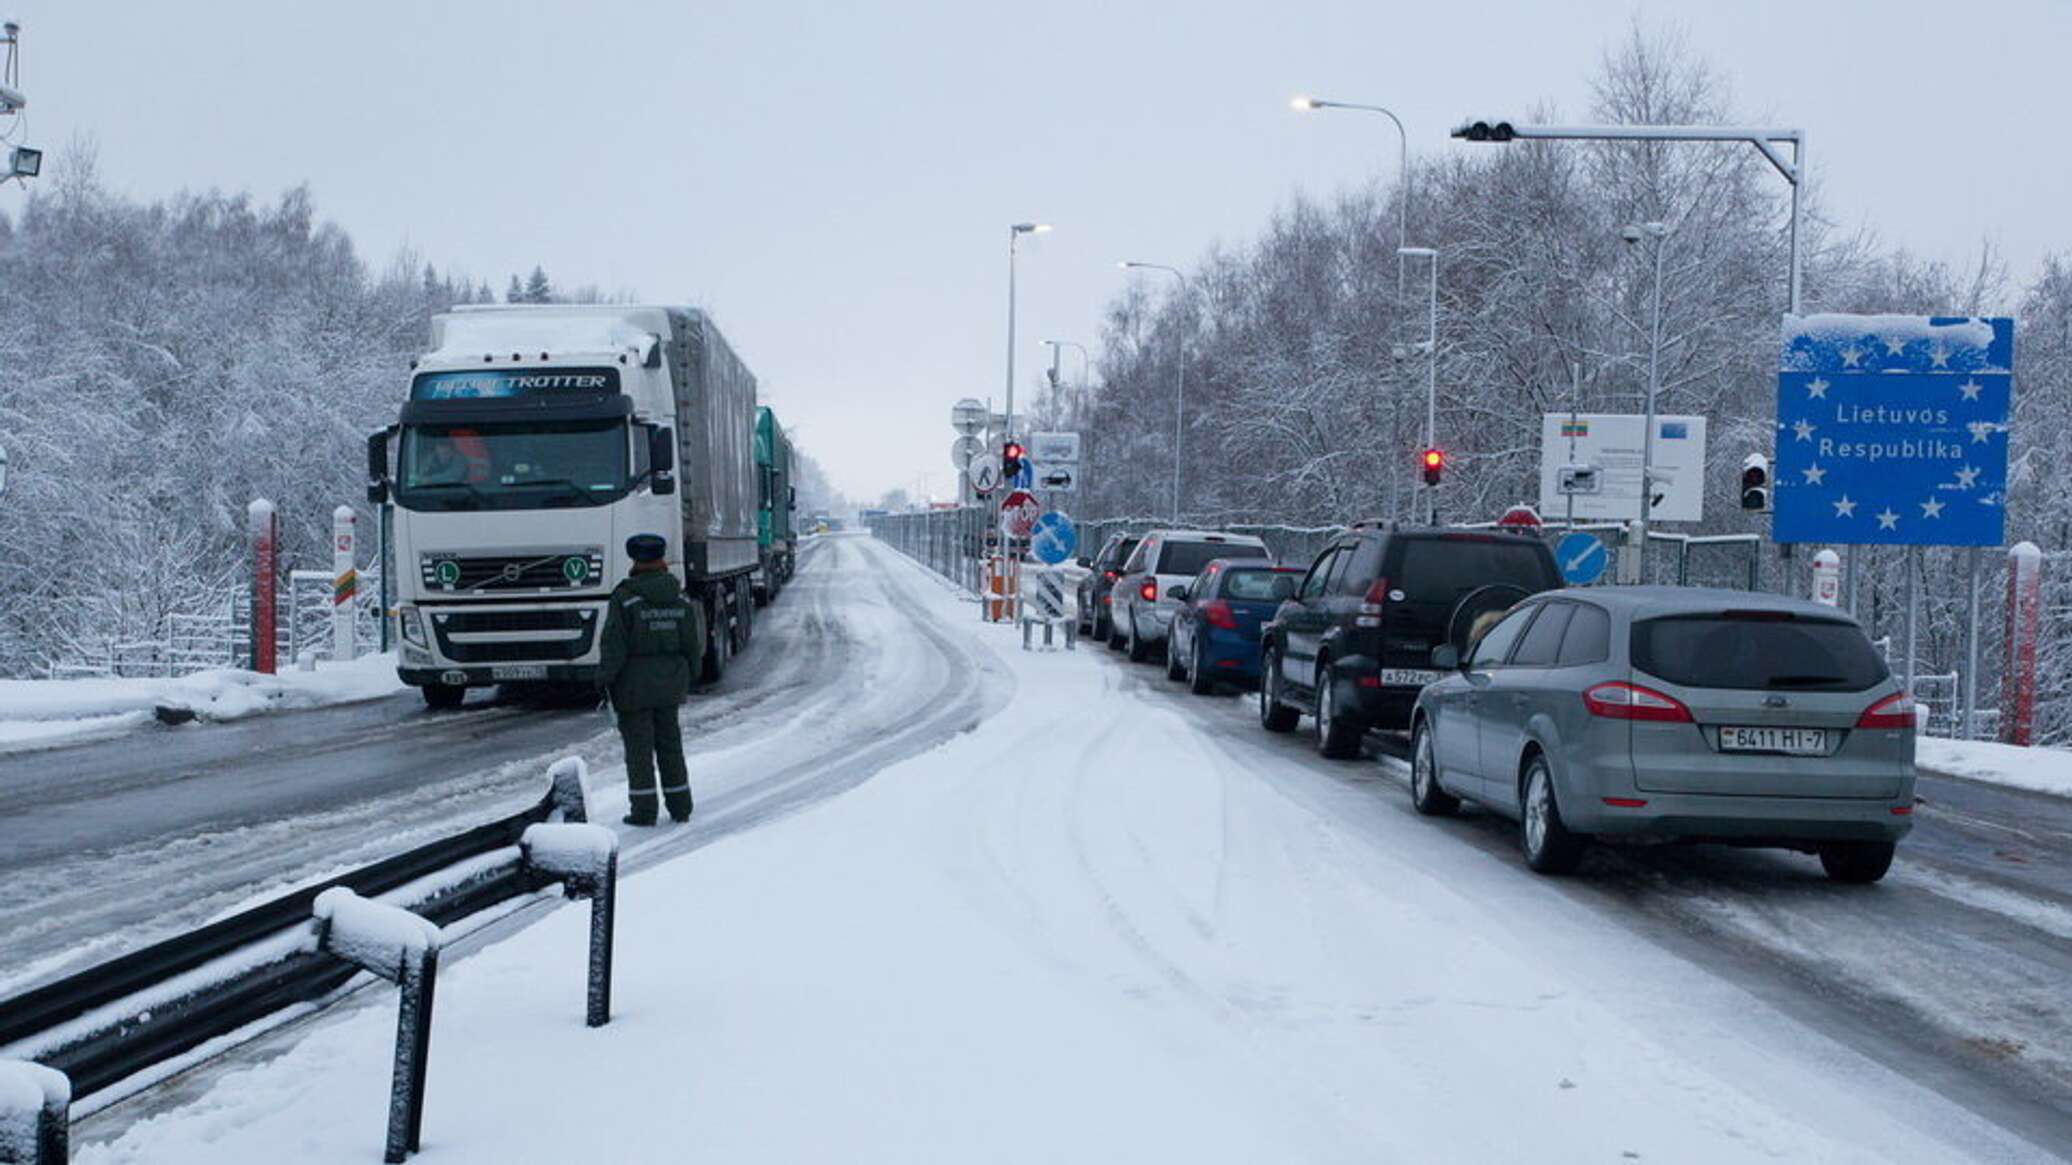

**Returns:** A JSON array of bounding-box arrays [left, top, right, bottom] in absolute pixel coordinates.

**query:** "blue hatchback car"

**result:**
[[1165, 560, 1303, 694]]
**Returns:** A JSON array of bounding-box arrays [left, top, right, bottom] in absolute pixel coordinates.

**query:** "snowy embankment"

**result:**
[[74, 542, 2044, 1164], [1917, 737, 2072, 799], [0, 655, 405, 752]]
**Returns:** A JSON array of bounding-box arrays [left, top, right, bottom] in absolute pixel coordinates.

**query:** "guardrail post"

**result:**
[[546, 757, 590, 823], [2001, 541, 2042, 746], [0, 1061, 68, 1165], [313, 888, 443, 1163], [519, 824, 621, 1028]]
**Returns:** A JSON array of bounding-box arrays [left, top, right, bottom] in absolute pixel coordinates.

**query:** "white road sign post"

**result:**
[[1538, 414, 1708, 524], [332, 505, 358, 662]]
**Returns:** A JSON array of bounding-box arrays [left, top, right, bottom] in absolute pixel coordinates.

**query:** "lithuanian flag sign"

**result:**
[[1560, 420, 1589, 438]]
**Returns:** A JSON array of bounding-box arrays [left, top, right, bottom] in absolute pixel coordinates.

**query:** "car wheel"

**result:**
[[1314, 659, 1364, 759], [1520, 754, 1586, 874], [1127, 614, 1151, 663], [1165, 629, 1188, 680], [1410, 721, 1460, 816], [1187, 636, 1217, 696], [1259, 650, 1301, 734], [421, 682, 465, 711], [1818, 840, 1897, 884], [1107, 611, 1127, 652]]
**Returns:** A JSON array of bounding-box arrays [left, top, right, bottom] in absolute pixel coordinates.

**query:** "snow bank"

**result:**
[[313, 888, 441, 978], [0, 1059, 65, 1155], [519, 823, 616, 882], [0, 654, 405, 752], [1783, 313, 1997, 348], [1917, 737, 2072, 799], [430, 311, 655, 361]]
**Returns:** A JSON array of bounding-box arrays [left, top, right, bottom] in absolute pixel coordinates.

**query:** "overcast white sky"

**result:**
[[5, 0, 2065, 502]]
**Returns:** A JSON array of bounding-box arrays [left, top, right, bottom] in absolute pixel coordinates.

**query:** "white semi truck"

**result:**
[[367, 305, 762, 708]]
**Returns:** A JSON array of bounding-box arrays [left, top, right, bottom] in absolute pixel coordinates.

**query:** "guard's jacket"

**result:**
[[597, 567, 706, 708]]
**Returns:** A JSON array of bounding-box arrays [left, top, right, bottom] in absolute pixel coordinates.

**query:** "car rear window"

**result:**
[[1631, 613, 1889, 692], [1396, 538, 1557, 607], [1159, 540, 1262, 577], [1224, 569, 1299, 602]]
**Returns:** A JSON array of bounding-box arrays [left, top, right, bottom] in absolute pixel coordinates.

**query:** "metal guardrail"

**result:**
[[0, 761, 606, 1163]]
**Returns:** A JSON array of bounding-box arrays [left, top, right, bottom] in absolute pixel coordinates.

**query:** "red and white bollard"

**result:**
[[2001, 541, 2043, 746], [333, 505, 359, 663], [248, 498, 280, 675], [1810, 549, 1842, 607]]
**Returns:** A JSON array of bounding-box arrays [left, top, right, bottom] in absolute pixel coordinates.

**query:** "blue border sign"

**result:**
[[1774, 315, 2013, 547], [1554, 531, 1609, 585], [1029, 512, 1077, 565]]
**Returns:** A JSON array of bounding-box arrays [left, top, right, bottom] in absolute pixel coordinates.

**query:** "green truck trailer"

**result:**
[[753, 406, 797, 603]]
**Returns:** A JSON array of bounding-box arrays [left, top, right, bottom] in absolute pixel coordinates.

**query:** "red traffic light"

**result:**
[[1421, 447, 1445, 486], [1003, 441, 1025, 461]]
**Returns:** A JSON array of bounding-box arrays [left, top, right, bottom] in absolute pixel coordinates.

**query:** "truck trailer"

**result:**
[[368, 304, 763, 708], [753, 405, 796, 604]]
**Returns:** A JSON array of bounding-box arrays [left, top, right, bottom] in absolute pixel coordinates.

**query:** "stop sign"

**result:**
[[1497, 505, 1542, 532], [1000, 490, 1042, 538]]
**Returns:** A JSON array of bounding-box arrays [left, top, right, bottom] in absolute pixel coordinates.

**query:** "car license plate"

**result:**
[[1380, 668, 1441, 687], [1718, 726, 1828, 754], [492, 665, 548, 681]]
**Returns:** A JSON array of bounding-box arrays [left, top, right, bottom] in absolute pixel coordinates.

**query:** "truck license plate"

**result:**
[[1380, 668, 1441, 687], [492, 665, 548, 681], [1718, 726, 1828, 755]]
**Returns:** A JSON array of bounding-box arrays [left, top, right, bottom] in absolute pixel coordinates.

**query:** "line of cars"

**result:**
[[1077, 523, 1917, 884]]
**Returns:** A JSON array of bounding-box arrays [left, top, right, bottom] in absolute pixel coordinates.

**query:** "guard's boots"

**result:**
[[624, 792, 659, 827], [663, 782, 693, 824]]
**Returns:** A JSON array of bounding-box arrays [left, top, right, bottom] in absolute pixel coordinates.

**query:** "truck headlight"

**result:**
[[400, 607, 427, 647]]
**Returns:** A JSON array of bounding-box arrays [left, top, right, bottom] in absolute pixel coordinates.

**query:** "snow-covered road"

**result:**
[[67, 536, 2070, 1163]]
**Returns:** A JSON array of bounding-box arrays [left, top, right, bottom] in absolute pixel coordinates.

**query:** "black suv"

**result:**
[[1076, 533, 1141, 642], [1260, 525, 1562, 757]]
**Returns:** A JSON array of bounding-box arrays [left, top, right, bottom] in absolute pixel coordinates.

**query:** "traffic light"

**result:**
[[1741, 453, 1771, 511], [1421, 447, 1445, 486], [1002, 440, 1025, 482], [1450, 118, 1517, 142]]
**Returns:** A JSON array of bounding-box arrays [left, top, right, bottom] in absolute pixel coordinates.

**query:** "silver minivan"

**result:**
[[1410, 587, 1915, 882], [1110, 529, 1271, 662]]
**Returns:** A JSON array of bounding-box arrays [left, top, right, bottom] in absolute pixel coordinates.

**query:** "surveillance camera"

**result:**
[[1620, 226, 1643, 244]]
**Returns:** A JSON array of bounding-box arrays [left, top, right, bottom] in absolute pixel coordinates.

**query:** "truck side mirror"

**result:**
[[366, 430, 390, 504], [649, 426, 676, 496]]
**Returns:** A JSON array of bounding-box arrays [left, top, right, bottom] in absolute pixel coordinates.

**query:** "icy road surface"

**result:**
[[0, 533, 999, 988], [72, 536, 2069, 1163]]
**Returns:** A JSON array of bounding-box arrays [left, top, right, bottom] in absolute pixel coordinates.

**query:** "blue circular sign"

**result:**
[[1555, 532, 1609, 586], [1029, 512, 1078, 565]]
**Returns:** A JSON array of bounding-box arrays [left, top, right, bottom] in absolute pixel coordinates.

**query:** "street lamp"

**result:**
[[1119, 260, 1188, 522], [1619, 221, 1672, 583], [1290, 96, 1410, 281], [1397, 246, 1439, 524], [1450, 118, 1805, 312], [1004, 222, 1052, 446]]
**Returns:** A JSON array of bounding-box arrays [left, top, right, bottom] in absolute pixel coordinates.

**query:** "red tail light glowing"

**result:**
[[1140, 580, 1158, 602], [1583, 681, 1693, 723], [1856, 692, 1914, 730], [1201, 600, 1238, 630]]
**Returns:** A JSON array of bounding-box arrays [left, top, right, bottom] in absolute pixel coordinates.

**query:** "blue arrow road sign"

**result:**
[[1555, 531, 1609, 585], [1774, 315, 2013, 547], [1029, 512, 1078, 565]]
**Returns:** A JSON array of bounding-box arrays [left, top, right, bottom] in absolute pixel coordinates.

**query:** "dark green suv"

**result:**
[[1260, 525, 1562, 757]]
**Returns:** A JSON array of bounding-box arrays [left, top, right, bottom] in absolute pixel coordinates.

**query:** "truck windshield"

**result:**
[[396, 420, 629, 511]]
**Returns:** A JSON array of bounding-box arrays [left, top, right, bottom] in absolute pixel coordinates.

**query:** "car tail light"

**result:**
[[1201, 600, 1237, 630], [1139, 580, 1158, 602], [1602, 797, 1649, 808], [1583, 681, 1693, 723], [1356, 576, 1390, 628], [1857, 692, 1914, 730], [1103, 570, 1118, 581], [1890, 805, 1913, 816]]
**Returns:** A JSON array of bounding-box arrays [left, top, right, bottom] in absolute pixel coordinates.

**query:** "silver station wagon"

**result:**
[[1411, 587, 1916, 883]]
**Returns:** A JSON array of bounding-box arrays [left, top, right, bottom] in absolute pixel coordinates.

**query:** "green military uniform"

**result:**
[[597, 562, 707, 824]]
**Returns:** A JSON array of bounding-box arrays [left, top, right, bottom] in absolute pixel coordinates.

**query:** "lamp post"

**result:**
[[1618, 221, 1671, 584], [1004, 222, 1052, 447], [1397, 246, 1438, 524], [1040, 338, 1091, 419], [1118, 261, 1188, 522]]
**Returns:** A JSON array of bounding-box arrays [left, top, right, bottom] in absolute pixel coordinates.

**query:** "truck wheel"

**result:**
[[422, 683, 465, 711], [701, 595, 730, 685], [733, 583, 754, 650]]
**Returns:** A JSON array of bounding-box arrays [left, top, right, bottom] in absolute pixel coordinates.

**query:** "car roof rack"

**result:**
[[1346, 518, 1401, 532]]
